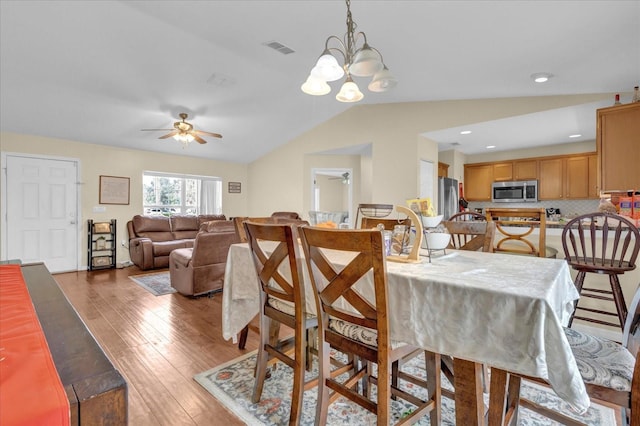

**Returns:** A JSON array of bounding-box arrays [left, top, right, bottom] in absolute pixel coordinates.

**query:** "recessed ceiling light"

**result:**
[[460, 130, 472, 135], [486, 145, 496, 149], [569, 134, 582, 138], [531, 72, 553, 83]]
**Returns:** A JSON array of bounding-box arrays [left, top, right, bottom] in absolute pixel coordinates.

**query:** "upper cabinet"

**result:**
[[492, 163, 513, 181], [597, 103, 640, 191], [538, 158, 564, 199], [464, 164, 493, 201], [438, 162, 450, 178], [464, 152, 599, 201], [538, 154, 598, 200], [513, 160, 538, 180]]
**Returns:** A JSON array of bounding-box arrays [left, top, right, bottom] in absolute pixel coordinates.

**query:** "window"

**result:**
[[143, 172, 222, 216]]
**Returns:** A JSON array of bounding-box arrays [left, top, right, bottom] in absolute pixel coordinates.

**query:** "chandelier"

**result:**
[[301, 0, 397, 103]]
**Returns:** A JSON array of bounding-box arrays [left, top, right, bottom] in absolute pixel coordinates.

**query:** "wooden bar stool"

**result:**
[[563, 212, 640, 330], [485, 207, 555, 258]]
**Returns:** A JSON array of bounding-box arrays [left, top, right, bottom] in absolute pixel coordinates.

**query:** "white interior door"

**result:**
[[3, 154, 79, 272]]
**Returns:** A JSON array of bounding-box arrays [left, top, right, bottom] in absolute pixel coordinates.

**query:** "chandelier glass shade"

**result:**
[[301, 0, 396, 103]]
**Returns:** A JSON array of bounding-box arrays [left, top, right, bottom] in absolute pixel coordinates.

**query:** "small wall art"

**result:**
[[99, 175, 130, 205]]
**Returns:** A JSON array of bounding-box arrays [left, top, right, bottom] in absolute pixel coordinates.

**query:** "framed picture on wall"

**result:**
[[99, 175, 130, 205]]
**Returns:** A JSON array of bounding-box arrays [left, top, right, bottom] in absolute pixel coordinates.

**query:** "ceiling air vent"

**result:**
[[263, 41, 295, 55]]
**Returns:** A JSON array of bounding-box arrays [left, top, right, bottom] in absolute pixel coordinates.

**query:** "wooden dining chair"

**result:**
[[502, 283, 640, 426], [299, 226, 441, 426], [443, 220, 496, 252], [243, 221, 317, 425], [448, 211, 486, 222], [563, 212, 640, 330], [233, 216, 273, 242], [360, 216, 411, 230]]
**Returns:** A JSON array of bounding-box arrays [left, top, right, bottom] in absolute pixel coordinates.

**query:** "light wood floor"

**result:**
[[53, 266, 623, 426], [54, 266, 260, 426]]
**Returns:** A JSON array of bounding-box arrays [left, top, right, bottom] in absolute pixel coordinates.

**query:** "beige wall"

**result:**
[[1, 93, 611, 268], [249, 94, 610, 218], [0, 132, 248, 266]]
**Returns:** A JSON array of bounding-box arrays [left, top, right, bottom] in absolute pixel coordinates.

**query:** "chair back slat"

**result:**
[[562, 213, 640, 274], [300, 227, 387, 339]]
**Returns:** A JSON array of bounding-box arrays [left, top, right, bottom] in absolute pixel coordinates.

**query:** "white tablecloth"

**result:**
[[221, 243, 589, 412]]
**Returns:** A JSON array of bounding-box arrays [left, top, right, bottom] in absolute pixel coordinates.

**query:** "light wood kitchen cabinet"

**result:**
[[464, 164, 493, 201], [539, 154, 599, 200], [438, 162, 449, 178], [566, 155, 598, 199], [538, 158, 564, 199], [597, 103, 640, 191], [588, 155, 598, 198], [492, 162, 513, 181], [513, 159, 538, 180]]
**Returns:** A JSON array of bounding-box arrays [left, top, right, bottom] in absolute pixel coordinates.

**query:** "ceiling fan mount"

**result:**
[[142, 112, 222, 145]]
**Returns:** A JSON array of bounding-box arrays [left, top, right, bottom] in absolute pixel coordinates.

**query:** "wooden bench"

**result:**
[[21, 262, 127, 425]]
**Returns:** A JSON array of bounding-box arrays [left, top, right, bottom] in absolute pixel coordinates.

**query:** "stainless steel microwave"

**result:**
[[491, 180, 538, 203]]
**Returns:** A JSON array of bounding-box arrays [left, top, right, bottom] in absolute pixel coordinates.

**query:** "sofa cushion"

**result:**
[[198, 214, 227, 227], [132, 215, 174, 241], [171, 215, 199, 231], [173, 230, 199, 240], [201, 220, 236, 233], [133, 215, 171, 232], [153, 240, 190, 257]]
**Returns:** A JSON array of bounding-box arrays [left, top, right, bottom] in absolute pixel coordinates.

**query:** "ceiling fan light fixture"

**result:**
[[174, 132, 195, 146]]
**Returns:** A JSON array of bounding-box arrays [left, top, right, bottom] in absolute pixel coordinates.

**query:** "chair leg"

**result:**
[[424, 351, 442, 425], [568, 271, 586, 327], [315, 341, 331, 426], [252, 316, 271, 403], [610, 274, 628, 330], [289, 324, 307, 425]]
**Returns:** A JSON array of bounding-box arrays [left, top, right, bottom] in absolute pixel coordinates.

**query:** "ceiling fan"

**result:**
[[141, 113, 222, 145], [329, 172, 350, 184]]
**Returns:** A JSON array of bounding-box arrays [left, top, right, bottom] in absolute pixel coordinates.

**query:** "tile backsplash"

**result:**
[[468, 199, 599, 218]]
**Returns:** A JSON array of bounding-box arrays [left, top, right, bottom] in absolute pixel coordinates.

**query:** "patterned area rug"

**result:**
[[194, 351, 616, 426], [129, 271, 176, 296]]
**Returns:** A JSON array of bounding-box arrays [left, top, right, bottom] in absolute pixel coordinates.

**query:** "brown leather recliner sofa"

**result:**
[[169, 220, 240, 296], [127, 214, 227, 270]]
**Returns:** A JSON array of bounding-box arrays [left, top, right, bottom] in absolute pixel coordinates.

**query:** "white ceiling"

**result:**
[[1, 1, 638, 163]]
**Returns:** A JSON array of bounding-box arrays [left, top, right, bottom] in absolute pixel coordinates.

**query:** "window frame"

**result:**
[[142, 171, 222, 216]]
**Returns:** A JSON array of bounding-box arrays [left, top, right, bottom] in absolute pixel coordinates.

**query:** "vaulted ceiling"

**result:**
[[1, 1, 638, 163]]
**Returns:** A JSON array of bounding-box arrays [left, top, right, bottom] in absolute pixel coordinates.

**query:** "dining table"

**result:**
[[221, 241, 590, 425]]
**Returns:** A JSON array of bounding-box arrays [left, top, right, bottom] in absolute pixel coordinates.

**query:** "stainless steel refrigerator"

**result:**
[[438, 177, 459, 220]]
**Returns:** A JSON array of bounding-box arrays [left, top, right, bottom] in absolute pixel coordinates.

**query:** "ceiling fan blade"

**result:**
[[193, 134, 208, 144], [141, 128, 173, 131], [159, 130, 179, 139], [193, 130, 222, 138]]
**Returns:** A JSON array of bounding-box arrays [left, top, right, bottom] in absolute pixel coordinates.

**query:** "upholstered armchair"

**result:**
[[169, 220, 239, 296]]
